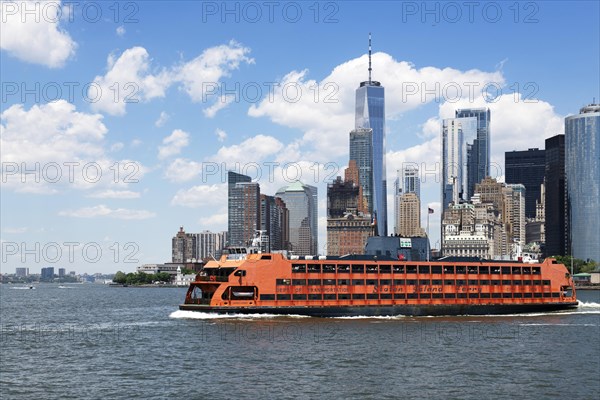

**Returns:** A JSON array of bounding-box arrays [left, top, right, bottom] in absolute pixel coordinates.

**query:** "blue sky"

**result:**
[[1, 0, 599, 274]]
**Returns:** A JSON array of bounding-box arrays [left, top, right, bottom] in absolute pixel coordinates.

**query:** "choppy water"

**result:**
[[1, 284, 599, 399]]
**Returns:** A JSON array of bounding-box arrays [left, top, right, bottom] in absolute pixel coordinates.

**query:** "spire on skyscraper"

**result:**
[[368, 32, 372, 84]]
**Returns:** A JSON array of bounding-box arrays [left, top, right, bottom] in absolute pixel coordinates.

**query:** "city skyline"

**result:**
[[2, 2, 599, 273]]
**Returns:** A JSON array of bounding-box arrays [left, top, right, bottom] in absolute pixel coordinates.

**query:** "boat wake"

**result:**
[[9, 286, 35, 290], [169, 310, 310, 320]]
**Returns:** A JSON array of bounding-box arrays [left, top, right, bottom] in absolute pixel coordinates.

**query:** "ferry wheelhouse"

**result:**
[[180, 250, 577, 317]]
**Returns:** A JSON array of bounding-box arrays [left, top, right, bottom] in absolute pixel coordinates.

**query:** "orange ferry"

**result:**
[[180, 249, 578, 317]]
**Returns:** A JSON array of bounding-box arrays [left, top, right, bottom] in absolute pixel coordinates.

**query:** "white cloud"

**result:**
[[215, 128, 227, 142], [171, 184, 226, 208], [158, 129, 189, 160], [110, 142, 124, 152], [199, 213, 227, 227], [58, 205, 155, 219], [208, 134, 283, 166], [155, 111, 170, 127], [86, 190, 141, 199], [164, 158, 202, 183], [3, 227, 28, 234], [131, 139, 142, 147], [90, 41, 253, 115], [203, 94, 235, 118], [1, 0, 76, 68], [116, 26, 126, 37], [248, 53, 504, 162]]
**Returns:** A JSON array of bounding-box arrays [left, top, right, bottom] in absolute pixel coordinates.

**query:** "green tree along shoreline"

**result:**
[[113, 271, 172, 285], [551, 256, 598, 274]]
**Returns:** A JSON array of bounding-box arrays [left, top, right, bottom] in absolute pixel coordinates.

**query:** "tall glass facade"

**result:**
[[275, 182, 318, 255], [565, 104, 600, 262], [355, 81, 387, 236], [349, 128, 373, 216], [455, 108, 491, 198]]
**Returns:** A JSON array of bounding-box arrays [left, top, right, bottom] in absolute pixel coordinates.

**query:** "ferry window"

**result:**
[[514, 293, 523, 298], [366, 279, 377, 286], [501, 267, 511, 274], [533, 267, 541, 275], [380, 265, 391, 273], [543, 293, 551, 298], [468, 293, 479, 299], [292, 264, 306, 273], [431, 266, 442, 274], [352, 279, 365, 285], [406, 265, 417, 274], [456, 279, 466, 285], [293, 294, 307, 300], [366, 265, 378, 274], [524, 293, 533, 298], [512, 267, 522, 274], [551, 293, 560, 298], [308, 279, 321, 285], [542, 280, 551, 285], [261, 255, 272, 260], [502, 293, 512, 298], [338, 294, 350, 300], [418, 266, 430, 274], [468, 280, 478, 285], [523, 280, 532, 285], [420, 293, 431, 299], [406, 279, 417, 285], [523, 267, 531, 274], [380, 294, 392, 300], [336, 264, 350, 273], [277, 294, 291, 300], [467, 266, 478, 274], [379, 279, 392, 285], [444, 265, 454, 274], [480, 280, 490, 285], [419, 279, 431, 285], [491, 293, 502, 298], [352, 264, 365, 273], [260, 294, 275, 300], [292, 279, 306, 285], [479, 266, 489, 274], [307, 264, 321, 273], [276, 279, 291, 285], [457, 293, 467, 299], [456, 266, 466, 274], [394, 279, 405, 285], [324, 294, 336, 300], [367, 293, 379, 300], [338, 279, 349, 285], [533, 280, 542, 285], [491, 280, 501, 285], [323, 264, 335, 273], [309, 294, 322, 300], [480, 293, 491, 298], [533, 293, 543, 298], [323, 279, 336, 285], [491, 267, 501, 274], [352, 293, 366, 300], [444, 293, 456, 299], [393, 265, 405, 273], [407, 293, 418, 299], [444, 280, 455, 286], [432, 293, 443, 299], [394, 293, 405, 299], [432, 279, 442, 285], [502, 280, 511, 285]]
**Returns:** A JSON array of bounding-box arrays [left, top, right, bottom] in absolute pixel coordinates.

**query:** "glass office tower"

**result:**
[[565, 104, 600, 262], [275, 181, 318, 256], [455, 108, 491, 199]]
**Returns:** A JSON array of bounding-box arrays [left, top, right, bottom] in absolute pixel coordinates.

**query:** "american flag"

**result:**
[[428, 207, 434, 214]]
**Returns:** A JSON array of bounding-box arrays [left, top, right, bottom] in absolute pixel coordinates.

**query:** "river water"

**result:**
[[1, 284, 598, 399]]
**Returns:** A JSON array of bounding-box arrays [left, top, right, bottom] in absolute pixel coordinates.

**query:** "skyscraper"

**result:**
[[545, 134, 568, 257], [227, 171, 260, 247], [260, 194, 289, 252], [354, 34, 387, 236], [402, 164, 421, 198], [455, 108, 491, 198], [395, 165, 421, 235], [441, 116, 478, 210], [276, 182, 318, 255], [505, 148, 545, 218], [398, 192, 425, 238], [349, 128, 374, 215], [565, 104, 600, 262]]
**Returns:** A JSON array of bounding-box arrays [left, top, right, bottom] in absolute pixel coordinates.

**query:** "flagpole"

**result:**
[[427, 207, 430, 262]]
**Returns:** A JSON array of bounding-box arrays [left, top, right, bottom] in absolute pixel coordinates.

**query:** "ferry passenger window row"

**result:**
[[432, 266, 443, 274], [379, 279, 392, 285], [308, 264, 321, 273], [293, 264, 543, 276], [260, 294, 275, 300], [366, 265, 378, 273], [292, 279, 306, 285], [323, 264, 336, 273], [419, 266, 430, 274], [366, 279, 377, 286], [308, 279, 321, 285], [419, 279, 431, 285], [380, 265, 391, 273], [323, 279, 336, 285]]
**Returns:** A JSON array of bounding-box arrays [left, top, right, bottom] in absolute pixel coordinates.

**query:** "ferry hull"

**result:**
[[178, 302, 579, 317]]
